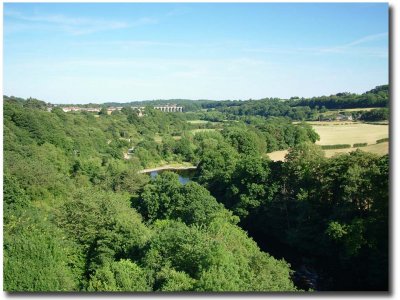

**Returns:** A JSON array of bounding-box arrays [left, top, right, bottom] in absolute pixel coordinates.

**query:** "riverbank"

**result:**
[[138, 163, 197, 174]]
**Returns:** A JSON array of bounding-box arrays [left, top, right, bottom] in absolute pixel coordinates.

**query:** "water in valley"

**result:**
[[148, 168, 197, 184]]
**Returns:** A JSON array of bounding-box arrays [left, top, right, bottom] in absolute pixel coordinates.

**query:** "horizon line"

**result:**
[[3, 83, 389, 105]]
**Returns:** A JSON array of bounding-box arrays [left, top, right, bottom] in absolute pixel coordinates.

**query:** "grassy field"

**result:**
[[190, 128, 217, 134], [187, 120, 210, 124], [314, 123, 388, 145], [303, 121, 354, 126], [138, 161, 196, 173], [267, 122, 389, 161], [187, 120, 222, 125], [337, 107, 381, 112], [323, 142, 389, 158], [321, 107, 381, 115], [318, 107, 381, 118], [267, 142, 389, 162]]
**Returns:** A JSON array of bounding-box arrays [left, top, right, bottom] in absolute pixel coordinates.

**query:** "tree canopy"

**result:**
[[3, 92, 388, 291]]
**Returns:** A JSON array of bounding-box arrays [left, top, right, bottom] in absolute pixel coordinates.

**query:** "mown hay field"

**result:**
[[267, 142, 389, 162], [323, 142, 389, 158], [313, 123, 388, 145], [267, 122, 389, 161]]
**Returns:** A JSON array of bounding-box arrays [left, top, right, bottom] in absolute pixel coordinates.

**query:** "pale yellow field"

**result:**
[[190, 128, 217, 134], [321, 107, 380, 115], [266, 122, 389, 161], [139, 161, 196, 173], [187, 120, 209, 124], [323, 142, 389, 158], [318, 107, 381, 119], [337, 107, 381, 112], [266, 150, 289, 162], [313, 123, 388, 145], [303, 121, 354, 126], [267, 142, 389, 162]]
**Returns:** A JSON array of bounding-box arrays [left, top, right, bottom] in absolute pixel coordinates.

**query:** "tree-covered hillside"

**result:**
[[3, 93, 388, 291], [200, 85, 389, 120], [3, 97, 299, 292], [98, 85, 389, 121]]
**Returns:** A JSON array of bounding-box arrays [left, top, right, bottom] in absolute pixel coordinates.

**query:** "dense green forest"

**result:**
[[102, 85, 389, 112], [99, 85, 389, 120], [3, 89, 388, 291], [199, 85, 388, 120], [102, 85, 390, 122], [12, 84, 387, 120]]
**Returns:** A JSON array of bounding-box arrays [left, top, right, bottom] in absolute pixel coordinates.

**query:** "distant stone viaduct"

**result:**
[[60, 104, 184, 114], [153, 105, 183, 112]]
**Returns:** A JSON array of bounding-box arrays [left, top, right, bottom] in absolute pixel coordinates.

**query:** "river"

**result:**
[[148, 168, 197, 184]]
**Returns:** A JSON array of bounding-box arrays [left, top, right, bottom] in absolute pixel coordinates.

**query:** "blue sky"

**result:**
[[3, 3, 388, 104]]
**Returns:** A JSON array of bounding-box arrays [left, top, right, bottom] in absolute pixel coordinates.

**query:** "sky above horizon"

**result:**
[[4, 3, 388, 104]]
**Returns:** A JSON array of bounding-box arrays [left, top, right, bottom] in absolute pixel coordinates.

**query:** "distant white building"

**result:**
[[62, 106, 81, 112], [84, 107, 100, 113]]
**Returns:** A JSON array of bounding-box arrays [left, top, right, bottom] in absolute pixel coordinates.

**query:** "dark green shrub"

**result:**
[[353, 143, 368, 148], [376, 138, 389, 144], [321, 144, 351, 150]]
